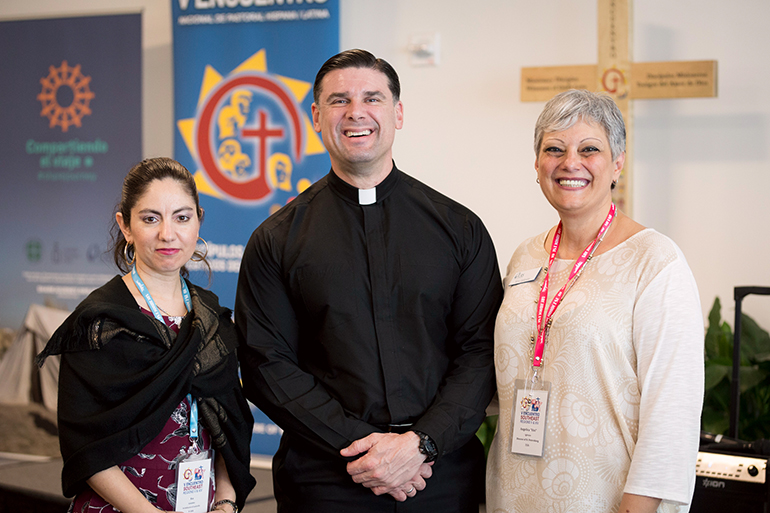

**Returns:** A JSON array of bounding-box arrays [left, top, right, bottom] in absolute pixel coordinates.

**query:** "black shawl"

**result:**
[[37, 276, 256, 507]]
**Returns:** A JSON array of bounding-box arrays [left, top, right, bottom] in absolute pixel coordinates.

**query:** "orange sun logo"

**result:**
[[37, 61, 95, 132]]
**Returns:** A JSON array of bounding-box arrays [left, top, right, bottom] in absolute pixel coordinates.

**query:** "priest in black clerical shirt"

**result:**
[[235, 49, 503, 513]]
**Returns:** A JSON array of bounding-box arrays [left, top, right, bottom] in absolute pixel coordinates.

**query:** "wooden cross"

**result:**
[[520, 0, 717, 213]]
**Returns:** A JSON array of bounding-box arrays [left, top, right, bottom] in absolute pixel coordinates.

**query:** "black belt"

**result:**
[[376, 423, 414, 434]]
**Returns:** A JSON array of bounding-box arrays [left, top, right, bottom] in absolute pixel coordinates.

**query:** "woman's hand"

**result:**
[[617, 493, 661, 513], [210, 452, 237, 513]]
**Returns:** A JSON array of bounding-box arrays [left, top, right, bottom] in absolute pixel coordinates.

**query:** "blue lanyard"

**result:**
[[187, 393, 199, 444], [130, 266, 192, 322], [130, 268, 198, 449]]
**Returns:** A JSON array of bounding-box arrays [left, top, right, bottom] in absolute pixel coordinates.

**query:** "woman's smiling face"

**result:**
[[535, 119, 624, 220]]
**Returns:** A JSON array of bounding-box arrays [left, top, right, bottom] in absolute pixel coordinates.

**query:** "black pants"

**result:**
[[273, 435, 485, 513]]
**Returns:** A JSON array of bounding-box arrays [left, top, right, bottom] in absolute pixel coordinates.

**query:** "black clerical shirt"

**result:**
[[235, 165, 503, 461]]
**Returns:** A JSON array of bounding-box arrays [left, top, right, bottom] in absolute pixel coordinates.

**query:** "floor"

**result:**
[[0, 452, 486, 512]]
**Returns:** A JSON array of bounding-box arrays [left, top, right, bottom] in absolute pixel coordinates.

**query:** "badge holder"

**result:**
[[174, 396, 214, 513], [509, 204, 615, 458], [509, 372, 551, 457], [130, 270, 211, 510]]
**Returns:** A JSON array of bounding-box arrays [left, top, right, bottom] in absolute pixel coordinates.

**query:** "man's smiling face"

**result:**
[[311, 66, 403, 181]]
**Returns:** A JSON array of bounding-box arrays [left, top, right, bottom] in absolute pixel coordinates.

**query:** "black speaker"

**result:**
[[691, 451, 768, 513]]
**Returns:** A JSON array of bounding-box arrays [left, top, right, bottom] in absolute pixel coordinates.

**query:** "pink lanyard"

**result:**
[[532, 203, 616, 368]]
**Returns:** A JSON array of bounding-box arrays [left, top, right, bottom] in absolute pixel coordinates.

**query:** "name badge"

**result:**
[[510, 378, 551, 457], [174, 452, 212, 513], [508, 267, 542, 287]]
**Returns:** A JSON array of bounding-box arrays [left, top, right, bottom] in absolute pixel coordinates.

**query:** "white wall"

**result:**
[[3, 0, 770, 329]]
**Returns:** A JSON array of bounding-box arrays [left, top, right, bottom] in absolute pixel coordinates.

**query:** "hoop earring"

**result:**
[[191, 236, 209, 262], [123, 242, 136, 267]]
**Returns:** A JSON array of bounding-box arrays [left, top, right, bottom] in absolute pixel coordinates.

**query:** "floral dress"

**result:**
[[69, 312, 216, 513]]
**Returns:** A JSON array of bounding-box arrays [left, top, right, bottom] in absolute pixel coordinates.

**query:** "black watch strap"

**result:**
[[413, 430, 438, 462]]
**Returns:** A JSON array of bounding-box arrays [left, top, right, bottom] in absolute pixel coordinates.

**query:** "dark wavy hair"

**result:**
[[109, 157, 209, 277], [313, 48, 401, 104]]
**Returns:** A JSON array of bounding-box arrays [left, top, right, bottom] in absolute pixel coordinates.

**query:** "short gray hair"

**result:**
[[534, 89, 626, 160]]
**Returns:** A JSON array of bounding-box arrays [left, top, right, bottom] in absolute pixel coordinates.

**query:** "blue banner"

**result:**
[[0, 14, 142, 331], [172, 0, 338, 457]]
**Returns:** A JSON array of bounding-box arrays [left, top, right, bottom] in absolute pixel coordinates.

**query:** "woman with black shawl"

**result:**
[[37, 157, 255, 513]]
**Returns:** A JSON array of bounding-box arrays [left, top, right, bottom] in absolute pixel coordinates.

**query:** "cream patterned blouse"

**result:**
[[486, 229, 704, 513]]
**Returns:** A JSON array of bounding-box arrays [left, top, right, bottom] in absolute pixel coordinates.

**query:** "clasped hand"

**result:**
[[340, 432, 434, 501]]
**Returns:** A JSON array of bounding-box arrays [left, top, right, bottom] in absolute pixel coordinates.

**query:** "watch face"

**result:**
[[418, 433, 437, 461]]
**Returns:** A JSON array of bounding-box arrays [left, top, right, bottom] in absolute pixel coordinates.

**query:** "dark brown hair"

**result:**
[[313, 49, 401, 104], [109, 157, 209, 277]]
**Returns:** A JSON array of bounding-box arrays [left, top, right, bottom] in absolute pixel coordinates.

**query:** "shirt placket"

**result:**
[[361, 203, 406, 422]]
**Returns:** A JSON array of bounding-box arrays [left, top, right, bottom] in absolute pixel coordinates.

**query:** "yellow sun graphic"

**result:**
[[177, 49, 325, 199], [37, 61, 95, 132]]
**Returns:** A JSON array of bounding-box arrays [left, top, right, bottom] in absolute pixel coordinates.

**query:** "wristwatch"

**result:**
[[413, 431, 438, 462]]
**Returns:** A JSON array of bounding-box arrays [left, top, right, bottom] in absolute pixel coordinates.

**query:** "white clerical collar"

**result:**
[[358, 187, 376, 205]]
